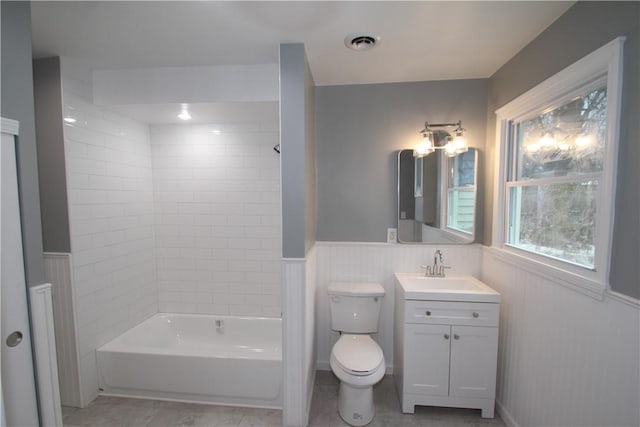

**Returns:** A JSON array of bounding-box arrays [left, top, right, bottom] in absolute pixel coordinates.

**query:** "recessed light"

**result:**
[[344, 33, 380, 51], [211, 129, 221, 135], [178, 103, 191, 121]]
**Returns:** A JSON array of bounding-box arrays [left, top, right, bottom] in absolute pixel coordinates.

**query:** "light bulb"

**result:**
[[444, 142, 458, 157], [415, 132, 434, 157], [452, 134, 468, 154], [178, 103, 191, 121]]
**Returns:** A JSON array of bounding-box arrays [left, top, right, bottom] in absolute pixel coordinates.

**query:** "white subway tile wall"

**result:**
[[63, 92, 157, 403], [150, 123, 282, 317]]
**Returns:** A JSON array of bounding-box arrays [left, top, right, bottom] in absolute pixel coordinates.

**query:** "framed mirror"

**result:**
[[398, 148, 478, 244]]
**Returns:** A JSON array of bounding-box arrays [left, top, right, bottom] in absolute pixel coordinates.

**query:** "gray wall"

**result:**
[[304, 54, 317, 253], [485, 1, 639, 299], [1, 1, 46, 286], [316, 79, 488, 242], [280, 43, 317, 258], [33, 57, 71, 253]]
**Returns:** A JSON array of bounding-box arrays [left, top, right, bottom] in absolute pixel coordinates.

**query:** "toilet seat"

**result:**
[[331, 334, 384, 376]]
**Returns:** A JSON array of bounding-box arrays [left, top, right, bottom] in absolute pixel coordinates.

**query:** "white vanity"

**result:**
[[393, 273, 500, 418]]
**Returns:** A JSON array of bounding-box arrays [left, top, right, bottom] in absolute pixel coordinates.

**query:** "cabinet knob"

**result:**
[[425, 310, 432, 316], [444, 334, 450, 340], [453, 334, 460, 340], [472, 312, 479, 318]]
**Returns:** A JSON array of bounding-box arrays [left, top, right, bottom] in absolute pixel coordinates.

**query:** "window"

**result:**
[[493, 38, 624, 289], [507, 86, 606, 269]]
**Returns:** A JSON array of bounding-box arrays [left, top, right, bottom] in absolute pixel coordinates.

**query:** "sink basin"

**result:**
[[394, 273, 500, 303]]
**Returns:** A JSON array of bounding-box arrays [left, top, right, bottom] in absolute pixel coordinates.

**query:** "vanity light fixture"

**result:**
[[415, 120, 469, 158]]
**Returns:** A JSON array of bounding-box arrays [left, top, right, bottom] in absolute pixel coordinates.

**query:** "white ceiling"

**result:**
[[31, 1, 574, 86]]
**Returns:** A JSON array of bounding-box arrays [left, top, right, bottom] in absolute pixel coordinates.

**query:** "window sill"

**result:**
[[484, 246, 607, 301]]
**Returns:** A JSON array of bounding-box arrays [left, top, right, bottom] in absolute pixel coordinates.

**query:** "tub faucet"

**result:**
[[421, 249, 450, 277]]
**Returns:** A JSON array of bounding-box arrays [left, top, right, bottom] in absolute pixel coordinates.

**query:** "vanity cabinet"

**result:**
[[394, 285, 499, 418]]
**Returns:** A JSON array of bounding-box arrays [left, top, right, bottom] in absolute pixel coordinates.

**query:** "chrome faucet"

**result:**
[[421, 249, 450, 277]]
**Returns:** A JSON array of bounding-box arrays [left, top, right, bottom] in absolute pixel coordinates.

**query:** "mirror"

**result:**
[[398, 148, 478, 244]]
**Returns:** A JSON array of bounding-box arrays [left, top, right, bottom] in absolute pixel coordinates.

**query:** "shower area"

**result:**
[[35, 57, 283, 408]]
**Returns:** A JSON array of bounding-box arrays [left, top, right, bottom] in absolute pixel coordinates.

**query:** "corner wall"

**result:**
[[0, 1, 46, 287], [482, 2, 640, 426], [33, 57, 71, 253], [484, 0, 639, 299], [280, 43, 317, 427]]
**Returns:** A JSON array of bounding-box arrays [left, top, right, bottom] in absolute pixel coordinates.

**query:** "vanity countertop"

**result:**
[[394, 273, 501, 303]]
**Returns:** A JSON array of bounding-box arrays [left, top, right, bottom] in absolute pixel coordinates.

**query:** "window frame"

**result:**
[[492, 37, 625, 294]]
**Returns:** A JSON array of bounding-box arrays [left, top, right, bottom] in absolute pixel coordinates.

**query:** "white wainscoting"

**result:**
[[304, 245, 317, 415], [481, 247, 640, 427], [44, 252, 83, 407], [29, 283, 63, 427], [315, 242, 482, 372], [282, 247, 317, 427]]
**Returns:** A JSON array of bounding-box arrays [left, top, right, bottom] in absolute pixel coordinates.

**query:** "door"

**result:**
[[404, 323, 450, 396], [449, 325, 499, 398], [1, 122, 40, 426]]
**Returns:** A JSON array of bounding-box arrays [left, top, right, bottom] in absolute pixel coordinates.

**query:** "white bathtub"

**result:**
[[96, 313, 282, 408]]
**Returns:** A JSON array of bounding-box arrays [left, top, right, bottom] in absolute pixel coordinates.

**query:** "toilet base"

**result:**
[[337, 382, 374, 426]]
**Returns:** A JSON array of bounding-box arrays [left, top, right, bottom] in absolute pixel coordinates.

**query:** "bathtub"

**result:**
[[96, 313, 282, 408]]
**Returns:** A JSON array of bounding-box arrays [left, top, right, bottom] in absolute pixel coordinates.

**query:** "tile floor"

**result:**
[[63, 371, 506, 427]]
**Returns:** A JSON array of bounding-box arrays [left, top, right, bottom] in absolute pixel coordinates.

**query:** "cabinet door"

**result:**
[[449, 326, 498, 398], [404, 323, 450, 396]]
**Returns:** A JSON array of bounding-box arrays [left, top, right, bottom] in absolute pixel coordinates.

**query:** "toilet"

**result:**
[[328, 282, 385, 426]]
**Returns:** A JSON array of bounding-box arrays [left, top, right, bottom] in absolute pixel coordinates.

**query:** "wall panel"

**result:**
[[482, 248, 639, 427]]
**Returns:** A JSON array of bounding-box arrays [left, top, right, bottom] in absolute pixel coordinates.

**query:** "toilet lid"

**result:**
[[333, 334, 384, 375]]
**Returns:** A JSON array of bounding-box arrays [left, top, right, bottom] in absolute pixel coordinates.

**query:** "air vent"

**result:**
[[344, 33, 380, 51]]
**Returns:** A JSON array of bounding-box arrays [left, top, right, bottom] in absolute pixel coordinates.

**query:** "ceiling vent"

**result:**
[[344, 33, 380, 51]]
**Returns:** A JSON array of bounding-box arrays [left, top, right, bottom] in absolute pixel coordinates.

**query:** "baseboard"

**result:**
[[316, 361, 330, 372], [496, 399, 520, 427], [305, 368, 317, 426]]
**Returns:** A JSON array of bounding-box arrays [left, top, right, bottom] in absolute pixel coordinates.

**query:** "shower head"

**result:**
[[273, 144, 281, 154]]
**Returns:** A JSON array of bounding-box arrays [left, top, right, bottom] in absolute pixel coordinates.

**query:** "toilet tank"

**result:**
[[328, 282, 385, 333]]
